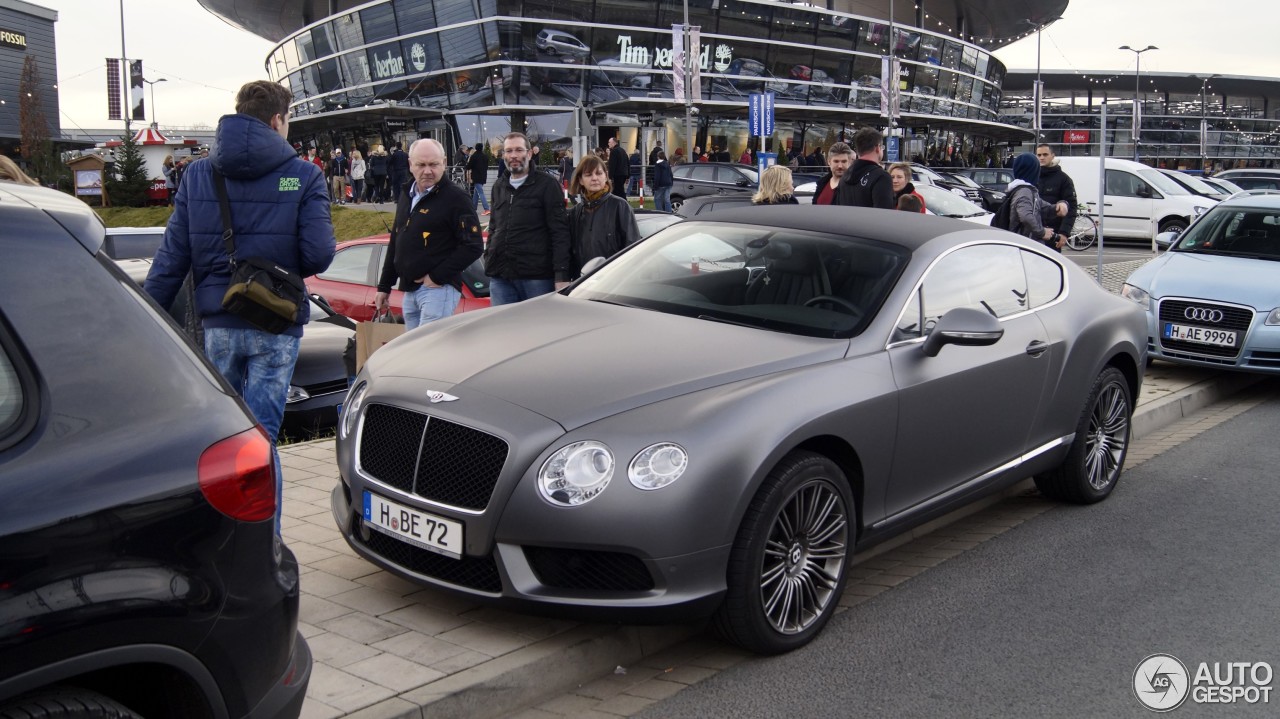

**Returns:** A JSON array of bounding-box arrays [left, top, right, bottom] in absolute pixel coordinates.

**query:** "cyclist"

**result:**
[[1035, 143, 1077, 252]]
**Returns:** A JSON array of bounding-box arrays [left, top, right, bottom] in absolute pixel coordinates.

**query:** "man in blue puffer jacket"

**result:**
[[145, 80, 334, 533]]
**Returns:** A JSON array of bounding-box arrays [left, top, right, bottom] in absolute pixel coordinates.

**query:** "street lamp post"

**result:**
[[1193, 74, 1220, 172], [143, 77, 167, 129], [1118, 44, 1158, 162], [1023, 16, 1062, 142]]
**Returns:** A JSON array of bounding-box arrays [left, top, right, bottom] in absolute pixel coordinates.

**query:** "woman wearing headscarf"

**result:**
[[1007, 152, 1066, 251], [568, 155, 640, 277], [751, 165, 799, 205], [888, 162, 926, 214]]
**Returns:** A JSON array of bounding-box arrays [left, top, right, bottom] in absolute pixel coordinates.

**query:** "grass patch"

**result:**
[[95, 204, 395, 242]]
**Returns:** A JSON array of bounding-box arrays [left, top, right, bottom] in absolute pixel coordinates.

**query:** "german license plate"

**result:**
[[363, 491, 463, 559], [1163, 322, 1236, 347]]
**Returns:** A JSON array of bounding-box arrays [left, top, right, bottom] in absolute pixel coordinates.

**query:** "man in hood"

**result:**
[[835, 127, 895, 209], [1035, 144, 1077, 250], [145, 80, 335, 533]]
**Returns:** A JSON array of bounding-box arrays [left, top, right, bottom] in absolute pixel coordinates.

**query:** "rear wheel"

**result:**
[[670, 195, 685, 212], [1035, 366, 1131, 504], [715, 451, 852, 654], [1065, 215, 1098, 251], [0, 687, 141, 718]]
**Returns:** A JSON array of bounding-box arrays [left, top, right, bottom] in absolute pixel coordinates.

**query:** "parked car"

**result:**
[[913, 183, 994, 224], [115, 258, 355, 439], [1157, 168, 1231, 202], [1122, 192, 1280, 374], [669, 162, 759, 211], [1213, 168, 1280, 192], [933, 169, 1006, 211], [950, 167, 1014, 192], [910, 163, 984, 205], [1199, 176, 1245, 196], [306, 235, 491, 322], [0, 181, 311, 717], [103, 225, 165, 259], [535, 28, 590, 57], [1056, 157, 1216, 239], [331, 204, 1146, 655], [634, 209, 683, 236]]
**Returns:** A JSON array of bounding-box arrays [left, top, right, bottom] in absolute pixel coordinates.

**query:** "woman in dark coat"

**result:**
[[568, 155, 640, 276]]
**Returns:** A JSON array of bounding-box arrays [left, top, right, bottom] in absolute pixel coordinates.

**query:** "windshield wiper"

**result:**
[[697, 314, 760, 329]]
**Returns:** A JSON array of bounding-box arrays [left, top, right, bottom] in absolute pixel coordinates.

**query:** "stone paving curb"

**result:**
[[1131, 368, 1265, 439]]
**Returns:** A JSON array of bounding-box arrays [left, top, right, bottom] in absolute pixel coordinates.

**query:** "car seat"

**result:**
[[744, 241, 830, 306]]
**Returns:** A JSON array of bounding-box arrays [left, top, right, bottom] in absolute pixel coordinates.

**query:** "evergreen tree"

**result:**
[[105, 131, 150, 207]]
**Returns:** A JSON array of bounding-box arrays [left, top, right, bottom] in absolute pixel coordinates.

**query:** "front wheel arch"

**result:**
[[1158, 216, 1189, 235]]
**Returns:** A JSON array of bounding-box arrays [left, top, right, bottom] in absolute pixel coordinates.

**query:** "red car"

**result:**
[[306, 235, 490, 321]]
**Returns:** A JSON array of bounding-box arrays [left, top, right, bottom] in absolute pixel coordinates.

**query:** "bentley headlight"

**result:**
[[629, 443, 689, 490], [286, 385, 310, 404], [538, 441, 614, 506], [1267, 308, 1280, 326], [1120, 283, 1150, 310], [340, 382, 367, 439]]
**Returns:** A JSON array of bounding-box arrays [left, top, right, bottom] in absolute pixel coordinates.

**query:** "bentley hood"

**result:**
[[365, 295, 849, 429]]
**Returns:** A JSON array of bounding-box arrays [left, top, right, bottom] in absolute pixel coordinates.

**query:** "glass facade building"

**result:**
[[251, 0, 1034, 160]]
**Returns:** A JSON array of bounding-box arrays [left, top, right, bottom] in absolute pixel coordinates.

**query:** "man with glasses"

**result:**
[[1035, 144, 1076, 251], [484, 132, 572, 304]]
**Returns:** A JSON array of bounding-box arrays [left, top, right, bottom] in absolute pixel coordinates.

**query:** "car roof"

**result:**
[[1216, 168, 1280, 178], [1214, 190, 1280, 208], [683, 204, 980, 252]]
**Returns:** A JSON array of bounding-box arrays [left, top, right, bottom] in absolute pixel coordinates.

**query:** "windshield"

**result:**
[[1167, 172, 1219, 195], [1205, 177, 1244, 194], [915, 184, 987, 218], [1138, 169, 1191, 196], [568, 221, 909, 338], [1173, 206, 1280, 260]]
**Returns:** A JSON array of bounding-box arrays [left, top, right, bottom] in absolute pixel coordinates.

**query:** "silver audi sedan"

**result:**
[[331, 206, 1147, 654]]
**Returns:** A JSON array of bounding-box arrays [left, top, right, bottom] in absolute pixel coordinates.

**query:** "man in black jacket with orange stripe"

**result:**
[[375, 139, 483, 329]]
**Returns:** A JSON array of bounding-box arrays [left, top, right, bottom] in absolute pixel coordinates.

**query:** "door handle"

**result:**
[[1025, 340, 1049, 357]]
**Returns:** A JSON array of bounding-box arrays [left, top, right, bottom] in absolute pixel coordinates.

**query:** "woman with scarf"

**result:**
[[568, 155, 640, 277], [888, 162, 926, 214], [1007, 152, 1067, 251]]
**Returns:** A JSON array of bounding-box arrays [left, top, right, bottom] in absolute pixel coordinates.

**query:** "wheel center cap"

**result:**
[[789, 543, 803, 566]]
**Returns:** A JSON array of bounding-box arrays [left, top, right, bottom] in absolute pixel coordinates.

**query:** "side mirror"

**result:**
[[579, 256, 607, 276], [736, 178, 749, 187], [1135, 184, 1153, 199], [1155, 231, 1179, 250], [922, 307, 1004, 357]]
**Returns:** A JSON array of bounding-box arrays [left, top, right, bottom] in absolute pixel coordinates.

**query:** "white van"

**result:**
[[1055, 157, 1216, 240]]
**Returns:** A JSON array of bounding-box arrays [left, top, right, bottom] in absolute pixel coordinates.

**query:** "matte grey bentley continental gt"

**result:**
[[331, 206, 1147, 654]]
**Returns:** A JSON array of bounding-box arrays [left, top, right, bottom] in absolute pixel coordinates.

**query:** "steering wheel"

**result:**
[[804, 295, 862, 316]]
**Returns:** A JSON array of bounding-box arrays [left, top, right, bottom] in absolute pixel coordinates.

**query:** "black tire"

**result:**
[[1158, 218, 1188, 235], [670, 195, 685, 212], [1035, 366, 1132, 504], [0, 687, 141, 719], [715, 451, 852, 654]]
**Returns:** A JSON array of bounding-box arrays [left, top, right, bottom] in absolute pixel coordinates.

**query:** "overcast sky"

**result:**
[[40, 0, 1280, 134]]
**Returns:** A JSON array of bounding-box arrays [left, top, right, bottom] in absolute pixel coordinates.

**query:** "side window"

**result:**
[[672, 165, 692, 179], [1022, 250, 1063, 308], [919, 245, 1028, 328], [1105, 170, 1145, 198], [0, 326, 36, 451], [318, 244, 376, 284], [688, 165, 718, 182], [715, 166, 746, 184], [0, 346, 22, 437], [893, 287, 924, 342]]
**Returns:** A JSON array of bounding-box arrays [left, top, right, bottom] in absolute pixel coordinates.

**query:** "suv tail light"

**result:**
[[198, 427, 275, 522]]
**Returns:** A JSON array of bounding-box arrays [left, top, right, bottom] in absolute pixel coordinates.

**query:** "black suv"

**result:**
[[0, 182, 311, 718]]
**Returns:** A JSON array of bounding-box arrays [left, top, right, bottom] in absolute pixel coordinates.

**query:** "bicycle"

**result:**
[[1064, 201, 1098, 251]]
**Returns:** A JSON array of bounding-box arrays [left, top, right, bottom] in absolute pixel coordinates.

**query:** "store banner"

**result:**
[[671, 24, 685, 103], [1063, 130, 1090, 144], [688, 26, 702, 101], [762, 91, 774, 135], [880, 57, 900, 120], [130, 60, 145, 121], [106, 59, 123, 121]]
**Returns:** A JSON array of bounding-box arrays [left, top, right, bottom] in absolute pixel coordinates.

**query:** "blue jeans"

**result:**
[[488, 277, 556, 305], [403, 283, 461, 329], [472, 181, 489, 211], [653, 186, 672, 212], [203, 327, 300, 535]]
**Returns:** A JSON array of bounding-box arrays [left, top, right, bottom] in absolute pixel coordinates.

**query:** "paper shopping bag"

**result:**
[[355, 315, 404, 372]]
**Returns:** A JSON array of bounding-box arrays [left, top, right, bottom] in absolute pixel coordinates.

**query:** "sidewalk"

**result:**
[[282, 357, 1263, 719]]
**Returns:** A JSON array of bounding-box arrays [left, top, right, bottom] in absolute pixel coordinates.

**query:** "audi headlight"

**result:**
[[1267, 308, 1280, 326], [286, 385, 310, 404], [629, 443, 689, 490], [1120, 283, 1150, 310], [340, 382, 367, 439], [538, 441, 614, 506]]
